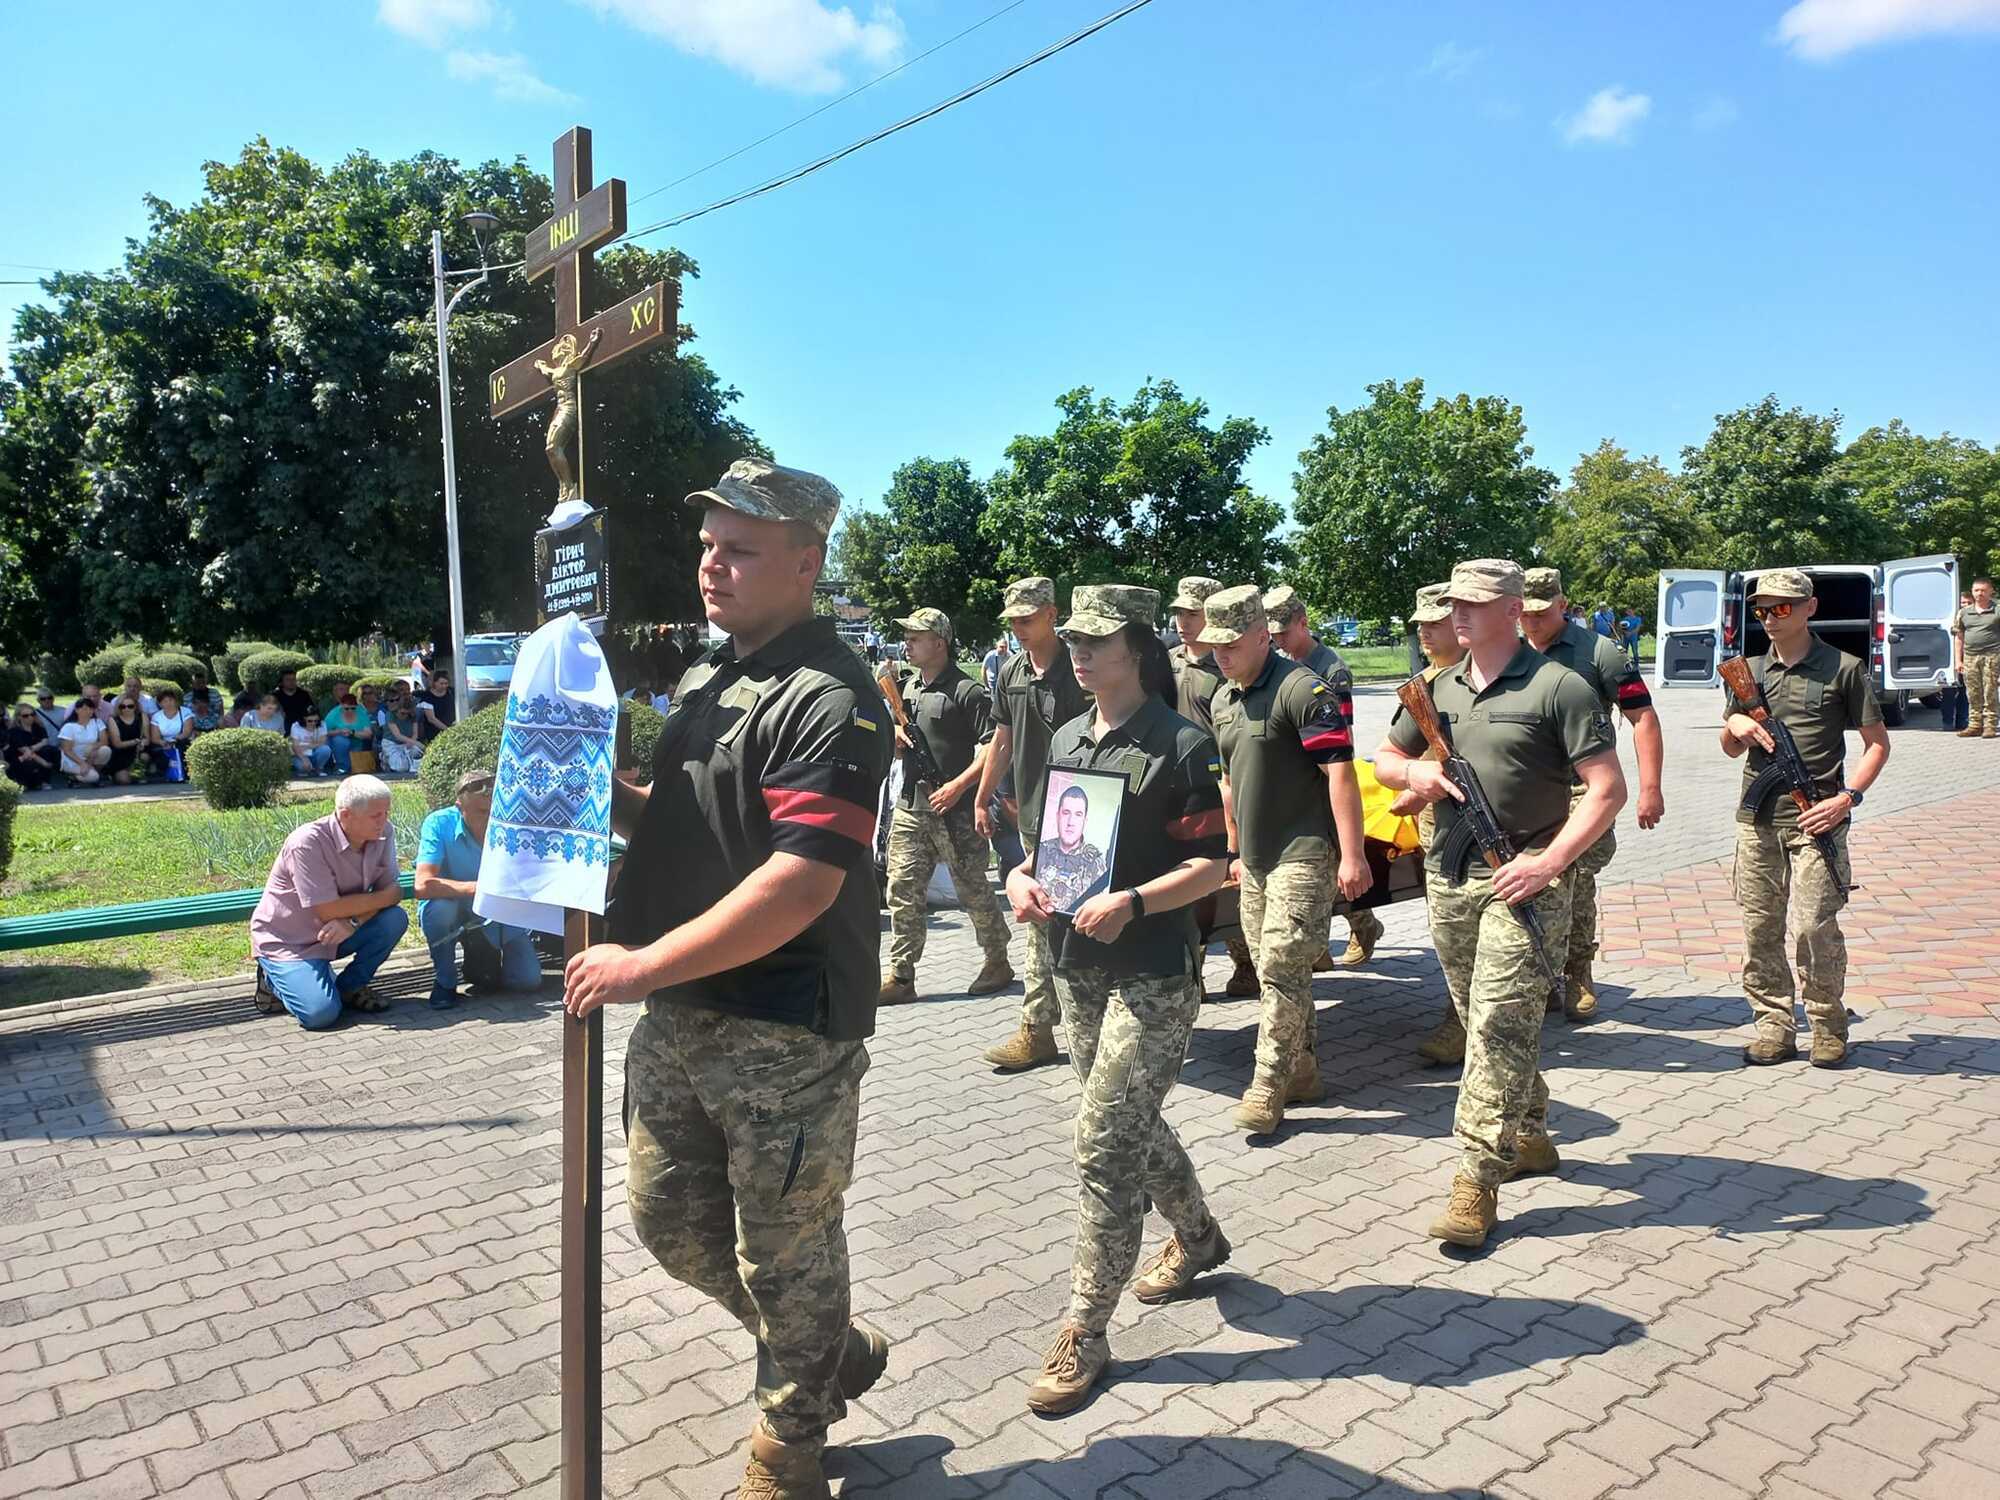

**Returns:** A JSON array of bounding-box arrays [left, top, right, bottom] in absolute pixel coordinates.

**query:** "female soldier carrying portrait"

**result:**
[[1005, 584, 1233, 1416]]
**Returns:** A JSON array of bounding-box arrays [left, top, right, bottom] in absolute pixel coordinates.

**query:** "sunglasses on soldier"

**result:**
[[1749, 601, 1796, 622]]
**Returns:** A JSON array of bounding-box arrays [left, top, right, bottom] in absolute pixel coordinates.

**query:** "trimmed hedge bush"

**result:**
[[239, 649, 316, 698], [139, 678, 183, 703], [0, 774, 19, 884], [75, 641, 142, 690], [212, 640, 281, 693], [128, 651, 207, 687], [34, 652, 79, 695], [0, 662, 33, 705], [298, 663, 365, 707], [187, 727, 295, 810], [352, 671, 406, 697], [420, 699, 663, 811]]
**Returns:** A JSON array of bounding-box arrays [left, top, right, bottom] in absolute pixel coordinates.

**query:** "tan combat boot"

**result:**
[[1428, 1175, 1498, 1249], [1416, 1013, 1466, 1066], [1311, 944, 1335, 973], [1287, 1051, 1325, 1105], [1232, 1076, 1285, 1136], [1564, 961, 1599, 1022], [1026, 1323, 1111, 1415], [1957, 725, 1983, 738], [878, 971, 917, 1006], [966, 956, 1015, 995], [737, 1422, 831, 1500], [1743, 1025, 1798, 1066], [1809, 1030, 1849, 1069], [983, 1021, 1058, 1071], [1984, 727, 1997, 739], [836, 1318, 890, 1400], [1131, 1221, 1232, 1304], [1341, 909, 1384, 965], [1223, 937, 1258, 998], [1509, 1130, 1561, 1180]]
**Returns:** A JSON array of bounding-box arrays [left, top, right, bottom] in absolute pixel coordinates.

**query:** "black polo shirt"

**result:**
[[995, 643, 1091, 840], [1044, 698, 1230, 979], [1170, 644, 1225, 732], [1212, 649, 1355, 874], [896, 663, 990, 813], [610, 617, 892, 1041], [275, 685, 314, 731]]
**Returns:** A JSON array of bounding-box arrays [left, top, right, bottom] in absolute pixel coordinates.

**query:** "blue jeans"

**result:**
[[327, 734, 357, 774], [419, 899, 541, 1000], [294, 744, 333, 776], [260, 904, 409, 1030]]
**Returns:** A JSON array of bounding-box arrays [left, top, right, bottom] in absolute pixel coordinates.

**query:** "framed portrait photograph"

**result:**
[[1036, 766, 1126, 916]]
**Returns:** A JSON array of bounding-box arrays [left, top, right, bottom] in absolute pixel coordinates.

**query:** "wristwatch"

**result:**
[[1125, 887, 1146, 918], [1843, 787, 1863, 807]]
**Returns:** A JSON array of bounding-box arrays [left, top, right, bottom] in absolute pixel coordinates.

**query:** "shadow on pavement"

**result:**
[[0, 962, 154, 1010]]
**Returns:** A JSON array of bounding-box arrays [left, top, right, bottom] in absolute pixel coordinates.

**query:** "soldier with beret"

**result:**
[[974, 575, 1092, 1071], [1518, 566, 1667, 1021], [1205, 584, 1372, 1136], [1264, 583, 1384, 971], [1377, 559, 1626, 1250], [1723, 568, 1889, 1069], [1005, 584, 1233, 1415], [561, 459, 894, 1499]]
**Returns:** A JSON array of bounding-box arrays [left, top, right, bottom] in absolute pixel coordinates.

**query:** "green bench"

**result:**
[[0, 870, 419, 952]]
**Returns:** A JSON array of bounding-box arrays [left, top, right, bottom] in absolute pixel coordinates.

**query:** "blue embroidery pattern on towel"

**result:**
[[488, 691, 615, 867]]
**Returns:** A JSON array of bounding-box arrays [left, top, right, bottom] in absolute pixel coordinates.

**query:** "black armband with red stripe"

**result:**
[[762, 759, 879, 866]]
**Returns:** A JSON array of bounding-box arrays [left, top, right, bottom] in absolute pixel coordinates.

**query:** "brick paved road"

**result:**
[[4, 689, 1999, 1499]]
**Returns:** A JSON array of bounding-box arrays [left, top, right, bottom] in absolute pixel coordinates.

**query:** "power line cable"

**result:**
[[615, 0, 1157, 247], [625, 0, 1031, 212]]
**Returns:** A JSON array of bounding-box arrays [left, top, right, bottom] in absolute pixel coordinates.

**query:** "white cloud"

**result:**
[[573, 0, 906, 92], [1419, 41, 1481, 81], [1692, 95, 1740, 130], [378, 0, 494, 48], [1777, 0, 2000, 59], [446, 50, 578, 104], [1560, 86, 1652, 146]]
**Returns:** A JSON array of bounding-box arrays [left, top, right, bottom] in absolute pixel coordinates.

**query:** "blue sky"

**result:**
[[4, 0, 1997, 527]]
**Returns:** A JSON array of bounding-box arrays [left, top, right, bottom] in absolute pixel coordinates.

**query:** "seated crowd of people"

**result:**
[[5, 666, 457, 791]]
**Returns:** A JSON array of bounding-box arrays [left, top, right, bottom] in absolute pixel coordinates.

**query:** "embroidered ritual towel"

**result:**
[[474, 612, 618, 935]]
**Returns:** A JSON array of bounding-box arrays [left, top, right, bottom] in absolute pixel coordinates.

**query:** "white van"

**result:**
[[1654, 555, 1958, 726]]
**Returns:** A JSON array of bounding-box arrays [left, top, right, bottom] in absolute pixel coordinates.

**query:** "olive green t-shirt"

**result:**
[[1170, 643, 1225, 732], [1537, 618, 1653, 784], [1956, 602, 2000, 656], [1213, 650, 1355, 874], [994, 643, 1091, 840], [1723, 636, 1880, 825], [1387, 642, 1615, 880], [897, 663, 989, 813]]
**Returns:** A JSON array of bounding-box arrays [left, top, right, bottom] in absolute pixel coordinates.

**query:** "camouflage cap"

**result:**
[[1520, 566, 1565, 613], [1411, 583, 1453, 623], [1750, 567, 1814, 601], [893, 607, 953, 642], [1196, 583, 1267, 645], [685, 457, 842, 538], [1169, 575, 1225, 612], [1000, 576, 1056, 619], [1440, 558, 1526, 605], [1059, 584, 1159, 637], [1261, 584, 1308, 626]]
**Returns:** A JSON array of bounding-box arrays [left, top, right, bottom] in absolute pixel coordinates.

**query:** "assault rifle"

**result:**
[[1394, 675, 1564, 1008], [1717, 655, 1852, 888], [875, 665, 946, 801]]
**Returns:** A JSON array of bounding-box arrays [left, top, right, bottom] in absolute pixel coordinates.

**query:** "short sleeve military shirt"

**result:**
[[1299, 638, 1355, 721], [897, 663, 990, 813], [610, 618, 892, 1040], [1388, 642, 1615, 879], [1724, 636, 1880, 825], [1169, 643, 1225, 732], [1956, 602, 2000, 656], [1539, 619, 1653, 717], [1213, 651, 1355, 874], [996, 644, 1091, 840]]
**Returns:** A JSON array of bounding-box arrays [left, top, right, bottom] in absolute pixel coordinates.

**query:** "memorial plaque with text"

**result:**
[[534, 509, 610, 626]]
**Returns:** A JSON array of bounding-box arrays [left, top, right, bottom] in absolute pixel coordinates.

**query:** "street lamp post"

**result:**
[[431, 211, 501, 721]]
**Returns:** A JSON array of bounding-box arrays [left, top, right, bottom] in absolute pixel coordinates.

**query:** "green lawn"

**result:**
[[1, 785, 433, 1009]]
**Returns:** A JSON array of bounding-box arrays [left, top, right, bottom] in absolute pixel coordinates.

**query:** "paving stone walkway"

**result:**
[[3, 689, 1999, 1499]]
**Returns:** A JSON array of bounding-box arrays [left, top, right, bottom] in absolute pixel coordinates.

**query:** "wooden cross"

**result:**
[[487, 125, 675, 1500]]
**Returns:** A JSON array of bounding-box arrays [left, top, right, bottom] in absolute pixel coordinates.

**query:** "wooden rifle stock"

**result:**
[[1394, 674, 1500, 874], [1718, 656, 1815, 824]]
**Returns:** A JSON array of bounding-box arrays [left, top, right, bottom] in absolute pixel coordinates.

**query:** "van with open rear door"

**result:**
[[1653, 556, 1958, 726]]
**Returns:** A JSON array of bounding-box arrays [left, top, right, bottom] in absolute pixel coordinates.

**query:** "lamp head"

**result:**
[[461, 210, 501, 259]]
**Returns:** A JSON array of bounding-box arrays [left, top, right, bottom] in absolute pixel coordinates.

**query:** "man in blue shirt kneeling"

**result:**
[[415, 768, 543, 1010]]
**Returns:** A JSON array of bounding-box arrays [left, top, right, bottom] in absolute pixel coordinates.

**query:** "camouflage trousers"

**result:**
[[1054, 962, 1213, 1333], [624, 1003, 868, 1448], [1428, 875, 1574, 1188], [1733, 819, 1852, 1040], [1561, 781, 1618, 975], [1967, 653, 1998, 731], [885, 806, 1010, 979], [1020, 920, 1062, 1030], [1240, 852, 1333, 1082]]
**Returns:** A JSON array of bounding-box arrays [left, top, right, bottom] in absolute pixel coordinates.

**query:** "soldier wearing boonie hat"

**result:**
[[1203, 585, 1372, 1137], [1518, 567, 1666, 1024], [1263, 585, 1379, 972], [880, 606, 1016, 1008], [583, 455, 896, 1499], [975, 576, 1091, 1073], [1010, 582, 1233, 1416], [1723, 565, 1887, 1071], [1376, 558, 1626, 1250]]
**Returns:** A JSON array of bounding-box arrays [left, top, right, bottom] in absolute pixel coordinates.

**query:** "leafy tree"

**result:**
[[1544, 441, 1716, 611], [1835, 420, 1996, 582], [834, 458, 1003, 642], [979, 380, 1283, 607], [1678, 395, 1890, 571], [1290, 378, 1557, 624], [0, 138, 759, 662]]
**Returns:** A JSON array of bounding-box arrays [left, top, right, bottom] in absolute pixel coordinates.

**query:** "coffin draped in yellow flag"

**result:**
[[1354, 757, 1422, 855]]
